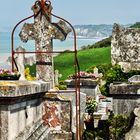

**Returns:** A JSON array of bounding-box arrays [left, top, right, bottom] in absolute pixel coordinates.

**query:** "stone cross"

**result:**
[[54, 69, 62, 85], [14, 46, 26, 80], [19, 1, 71, 87], [93, 67, 99, 75]]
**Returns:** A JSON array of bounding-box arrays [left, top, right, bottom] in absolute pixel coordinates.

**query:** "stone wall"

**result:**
[[0, 80, 50, 140], [111, 23, 140, 72]]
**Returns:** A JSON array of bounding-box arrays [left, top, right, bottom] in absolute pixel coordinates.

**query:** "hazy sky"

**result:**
[[0, 0, 140, 28]]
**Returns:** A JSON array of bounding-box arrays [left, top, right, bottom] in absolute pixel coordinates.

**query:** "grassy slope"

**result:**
[[54, 46, 111, 80]]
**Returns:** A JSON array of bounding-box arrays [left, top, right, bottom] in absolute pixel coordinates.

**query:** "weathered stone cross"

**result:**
[[19, 1, 71, 87]]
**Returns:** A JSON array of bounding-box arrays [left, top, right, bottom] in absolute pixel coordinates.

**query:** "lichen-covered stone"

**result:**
[[125, 107, 140, 140], [42, 98, 71, 132], [0, 80, 50, 97], [111, 23, 140, 72]]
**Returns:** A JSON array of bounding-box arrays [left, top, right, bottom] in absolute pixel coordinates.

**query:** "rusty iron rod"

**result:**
[[11, 1, 81, 139], [50, 11, 81, 140], [13, 51, 75, 54]]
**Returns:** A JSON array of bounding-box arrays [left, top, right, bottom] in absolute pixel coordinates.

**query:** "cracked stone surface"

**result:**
[[19, 2, 71, 87]]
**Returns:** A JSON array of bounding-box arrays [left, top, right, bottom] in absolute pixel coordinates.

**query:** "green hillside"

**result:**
[[54, 46, 111, 80], [54, 22, 140, 81], [130, 22, 140, 28]]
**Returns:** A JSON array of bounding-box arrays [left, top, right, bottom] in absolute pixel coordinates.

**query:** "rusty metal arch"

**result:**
[[11, 0, 81, 139]]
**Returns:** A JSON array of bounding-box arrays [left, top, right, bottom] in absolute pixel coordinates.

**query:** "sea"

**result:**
[[0, 31, 104, 68]]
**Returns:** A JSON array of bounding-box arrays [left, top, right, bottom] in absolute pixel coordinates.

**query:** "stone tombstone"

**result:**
[[110, 82, 140, 117], [128, 75, 140, 83], [54, 69, 62, 85], [7, 46, 36, 80], [0, 80, 50, 140], [65, 78, 101, 96], [111, 23, 140, 72], [19, 1, 71, 87]]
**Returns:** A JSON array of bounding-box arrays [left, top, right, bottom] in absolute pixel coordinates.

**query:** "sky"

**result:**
[[0, 0, 140, 28]]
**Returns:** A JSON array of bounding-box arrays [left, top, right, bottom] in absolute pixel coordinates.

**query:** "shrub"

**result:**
[[55, 80, 67, 90], [88, 37, 111, 49], [86, 99, 98, 115], [87, 64, 140, 96], [108, 114, 128, 140], [25, 67, 36, 80]]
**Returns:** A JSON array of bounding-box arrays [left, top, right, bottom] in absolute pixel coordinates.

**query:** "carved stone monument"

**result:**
[[111, 23, 140, 72], [14, 46, 26, 80], [19, 1, 71, 87]]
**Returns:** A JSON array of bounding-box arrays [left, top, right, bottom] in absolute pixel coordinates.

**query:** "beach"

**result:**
[[0, 53, 11, 69]]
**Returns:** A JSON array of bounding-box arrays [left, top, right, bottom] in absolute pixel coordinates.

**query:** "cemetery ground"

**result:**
[[53, 32, 140, 139], [14, 31, 140, 139], [1, 0, 140, 138], [25, 36, 140, 139], [2, 21, 140, 139]]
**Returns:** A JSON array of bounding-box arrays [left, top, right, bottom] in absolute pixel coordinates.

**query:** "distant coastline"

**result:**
[[0, 23, 112, 68], [0, 36, 104, 53], [68, 36, 108, 39], [0, 37, 104, 68]]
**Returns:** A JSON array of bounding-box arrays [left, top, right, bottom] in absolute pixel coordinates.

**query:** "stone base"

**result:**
[[48, 131, 72, 140], [15, 120, 48, 140]]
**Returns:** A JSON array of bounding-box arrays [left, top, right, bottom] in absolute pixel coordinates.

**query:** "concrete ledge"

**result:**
[[65, 79, 97, 88], [0, 92, 45, 105], [110, 83, 140, 95], [0, 80, 50, 97]]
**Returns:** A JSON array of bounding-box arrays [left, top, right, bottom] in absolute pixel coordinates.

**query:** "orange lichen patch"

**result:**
[[0, 81, 17, 86], [42, 102, 60, 128]]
